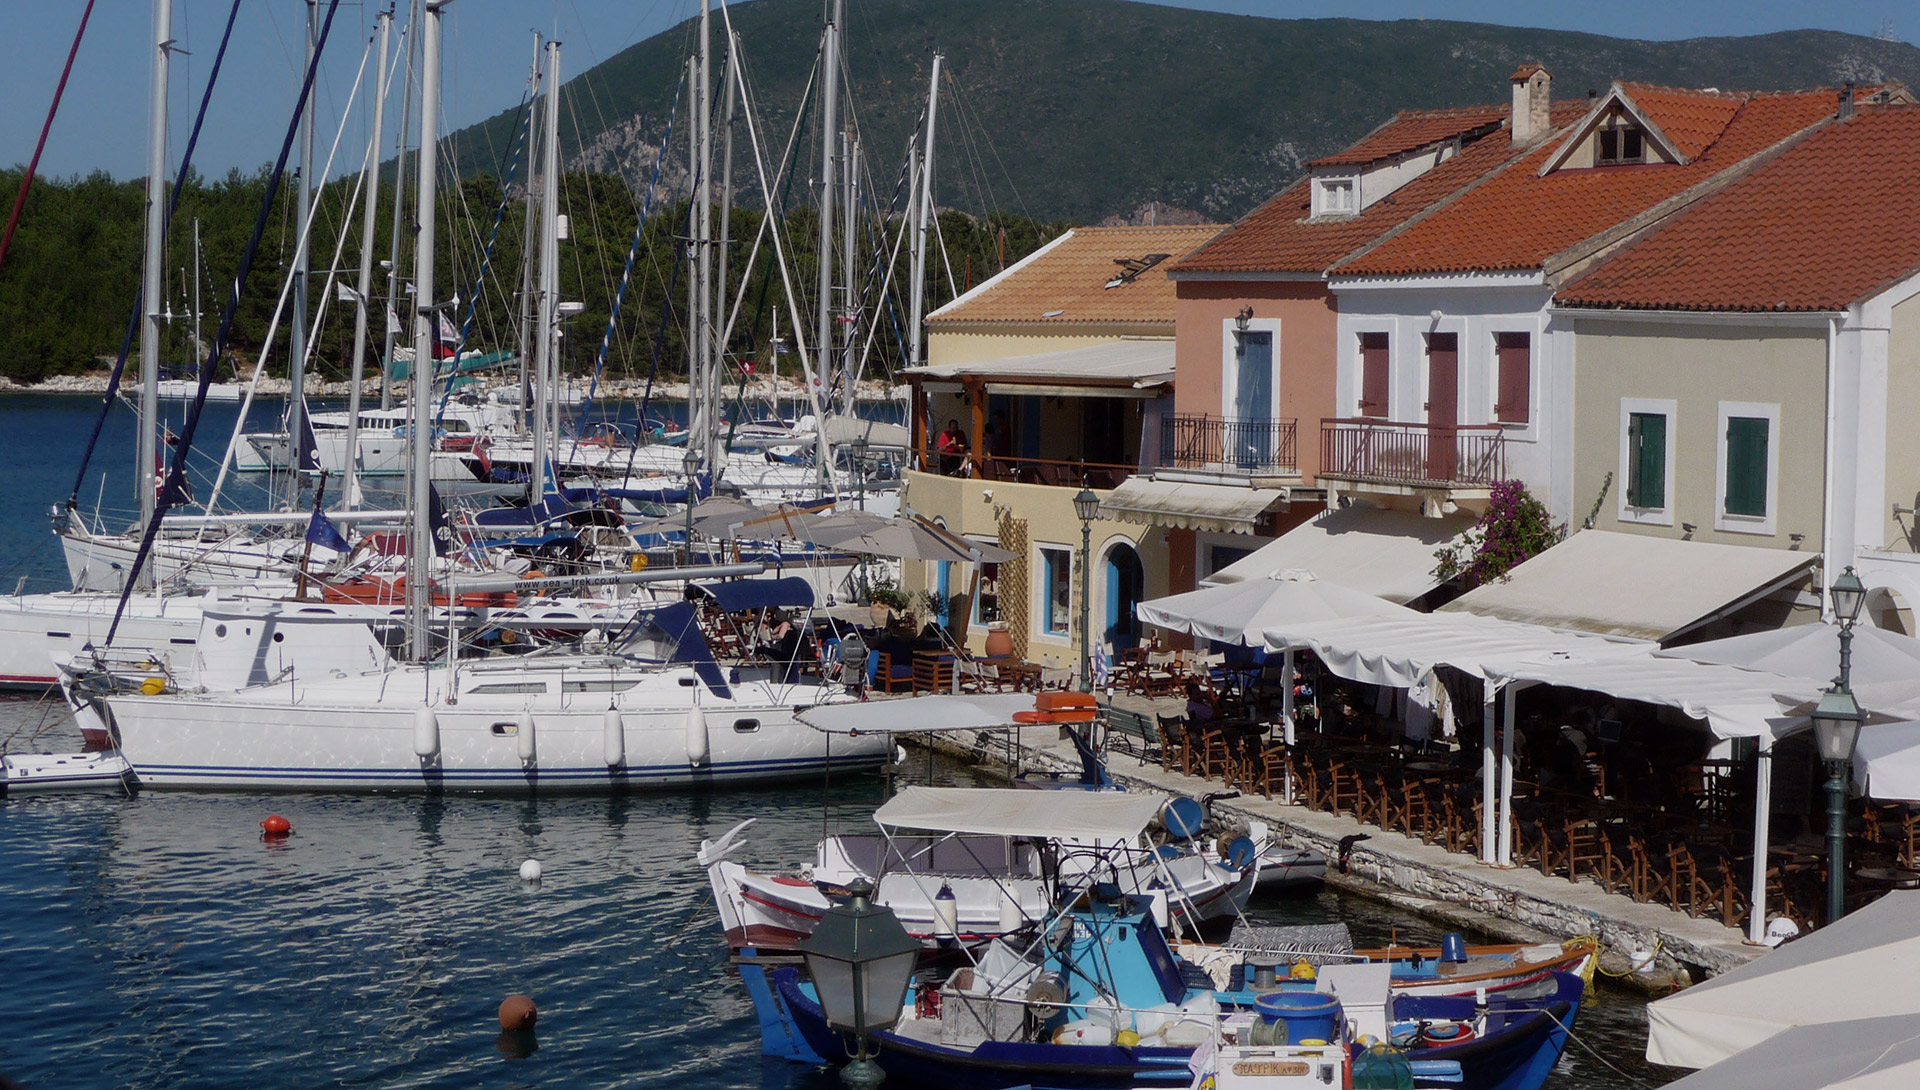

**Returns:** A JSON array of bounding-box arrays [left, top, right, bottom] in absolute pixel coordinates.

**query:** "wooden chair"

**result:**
[[1156, 714, 1191, 775], [1323, 754, 1363, 817], [1193, 726, 1234, 782], [1598, 821, 1648, 900], [1241, 740, 1287, 800], [912, 652, 956, 693], [1539, 812, 1606, 884], [872, 651, 916, 694]]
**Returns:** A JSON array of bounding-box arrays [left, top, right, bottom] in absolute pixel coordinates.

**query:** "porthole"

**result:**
[[272, 632, 285, 643], [733, 719, 761, 734], [214, 624, 228, 638]]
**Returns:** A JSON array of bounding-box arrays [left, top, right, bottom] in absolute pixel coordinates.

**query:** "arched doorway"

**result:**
[[1103, 543, 1145, 651]]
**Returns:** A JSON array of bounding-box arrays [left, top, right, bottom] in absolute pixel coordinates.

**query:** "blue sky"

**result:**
[[2, 0, 1910, 181]]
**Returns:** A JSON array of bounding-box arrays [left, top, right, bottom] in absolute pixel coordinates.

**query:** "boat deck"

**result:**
[[906, 698, 1766, 988]]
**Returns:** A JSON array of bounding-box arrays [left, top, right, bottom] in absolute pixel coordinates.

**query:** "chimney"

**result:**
[[1510, 64, 1551, 146], [1840, 80, 1857, 120]]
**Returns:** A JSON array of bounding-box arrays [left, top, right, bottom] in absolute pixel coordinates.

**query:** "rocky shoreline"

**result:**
[[0, 372, 910, 403]]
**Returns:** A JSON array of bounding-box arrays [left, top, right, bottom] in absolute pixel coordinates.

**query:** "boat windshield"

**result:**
[[612, 614, 682, 663]]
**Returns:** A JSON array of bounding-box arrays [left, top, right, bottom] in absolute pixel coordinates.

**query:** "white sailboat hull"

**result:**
[[0, 591, 215, 690], [99, 663, 890, 793]]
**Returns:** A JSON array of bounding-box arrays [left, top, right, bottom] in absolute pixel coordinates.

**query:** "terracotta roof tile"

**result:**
[[1559, 105, 1920, 312], [1307, 106, 1508, 168], [1171, 107, 1553, 275], [1333, 88, 1847, 278], [1616, 83, 1746, 161], [925, 225, 1219, 326]]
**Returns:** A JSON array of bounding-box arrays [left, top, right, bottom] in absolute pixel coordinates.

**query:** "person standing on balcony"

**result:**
[[936, 417, 970, 476]]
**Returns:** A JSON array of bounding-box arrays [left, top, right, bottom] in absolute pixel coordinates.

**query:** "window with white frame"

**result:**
[[1617, 398, 1675, 526], [1714, 401, 1780, 535], [1039, 546, 1072, 636], [1312, 174, 1358, 217], [970, 539, 1002, 626]]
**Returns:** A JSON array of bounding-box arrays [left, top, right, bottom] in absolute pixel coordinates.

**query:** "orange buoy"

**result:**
[[260, 815, 293, 838], [498, 994, 538, 1030]]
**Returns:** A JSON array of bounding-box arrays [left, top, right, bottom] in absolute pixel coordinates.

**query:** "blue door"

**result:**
[[1104, 546, 1144, 651], [1235, 330, 1274, 468]]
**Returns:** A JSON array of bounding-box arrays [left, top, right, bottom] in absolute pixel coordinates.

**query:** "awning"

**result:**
[[694, 576, 816, 613], [1439, 529, 1816, 643], [871, 785, 1167, 841], [1646, 889, 1920, 1069], [1208, 503, 1475, 603], [1100, 477, 1287, 534], [1257, 611, 1823, 740], [798, 694, 1039, 735], [1853, 721, 1920, 801], [905, 339, 1174, 390], [819, 415, 911, 449]]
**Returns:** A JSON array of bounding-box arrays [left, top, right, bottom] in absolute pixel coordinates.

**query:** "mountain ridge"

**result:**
[[444, 0, 1920, 222]]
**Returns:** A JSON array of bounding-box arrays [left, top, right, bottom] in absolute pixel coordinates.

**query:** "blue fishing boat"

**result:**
[[743, 890, 1581, 1090]]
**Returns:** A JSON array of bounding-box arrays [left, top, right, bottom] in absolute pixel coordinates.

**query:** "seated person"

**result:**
[[1184, 681, 1217, 726], [760, 609, 815, 682], [935, 418, 969, 476]]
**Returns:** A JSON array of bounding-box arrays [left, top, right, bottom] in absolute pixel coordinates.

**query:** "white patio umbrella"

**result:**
[[1135, 567, 1411, 646], [1646, 889, 1920, 1069], [807, 514, 1015, 564], [1655, 623, 1920, 689]]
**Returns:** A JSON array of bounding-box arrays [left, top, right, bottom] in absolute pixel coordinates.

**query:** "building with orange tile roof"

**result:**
[[1549, 99, 1920, 626]]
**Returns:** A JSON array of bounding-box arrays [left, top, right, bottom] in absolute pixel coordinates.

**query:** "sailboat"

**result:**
[[88, 22, 891, 793]]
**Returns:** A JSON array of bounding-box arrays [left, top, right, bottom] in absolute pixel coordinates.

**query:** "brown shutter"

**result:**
[[1495, 332, 1530, 424], [1358, 332, 1389, 418]]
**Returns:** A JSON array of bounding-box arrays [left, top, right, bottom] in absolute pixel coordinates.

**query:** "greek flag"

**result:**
[[1093, 640, 1112, 690]]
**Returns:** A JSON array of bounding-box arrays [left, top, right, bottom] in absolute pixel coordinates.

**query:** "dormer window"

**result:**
[[1312, 173, 1359, 218], [1596, 117, 1645, 165]]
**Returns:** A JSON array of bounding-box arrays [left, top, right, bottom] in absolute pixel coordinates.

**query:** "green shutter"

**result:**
[[1628, 412, 1666, 509], [1725, 417, 1769, 517]]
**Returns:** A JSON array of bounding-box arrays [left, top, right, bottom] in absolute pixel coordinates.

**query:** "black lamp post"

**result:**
[[797, 879, 921, 1089], [851, 436, 869, 512], [1816, 566, 1868, 924], [1073, 486, 1100, 693], [682, 449, 703, 566]]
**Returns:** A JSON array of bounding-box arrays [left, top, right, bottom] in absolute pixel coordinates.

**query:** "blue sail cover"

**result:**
[[647, 600, 730, 696], [696, 576, 815, 613], [561, 473, 712, 507], [471, 493, 573, 529]]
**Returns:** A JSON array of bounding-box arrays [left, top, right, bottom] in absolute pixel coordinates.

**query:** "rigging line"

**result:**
[[0, 0, 97, 276], [577, 74, 681, 442], [66, 0, 244, 510], [108, 0, 347, 646]]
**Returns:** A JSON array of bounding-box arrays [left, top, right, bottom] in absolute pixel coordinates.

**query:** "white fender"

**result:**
[[413, 706, 440, 758], [685, 704, 709, 768], [603, 706, 625, 767], [517, 711, 537, 763]]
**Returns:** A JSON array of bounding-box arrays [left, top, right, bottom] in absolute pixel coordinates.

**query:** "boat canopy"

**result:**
[[872, 785, 1165, 841], [694, 576, 815, 612], [625, 600, 729, 696]]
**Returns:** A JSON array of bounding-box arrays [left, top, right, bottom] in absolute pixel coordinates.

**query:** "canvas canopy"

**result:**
[[798, 694, 1040, 735], [1660, 1014, 1920, 1090], [872, 785, 1167, 841], [1207, 504, 1474, 603], [1099, 478, 1288, 535], [1853, 720, 1920, 802], [1656, 623, 1920, 690], [1646, 889, 1920, 1069], [1136, 568, 1410, 646], [1440, 529, 1814, 642], [1259, 611, 1822, 741]]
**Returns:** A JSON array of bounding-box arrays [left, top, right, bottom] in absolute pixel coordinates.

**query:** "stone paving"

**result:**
[[913, 705, 1768, 991]]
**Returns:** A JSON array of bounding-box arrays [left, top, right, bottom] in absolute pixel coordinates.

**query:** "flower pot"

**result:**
[[869, 603, 893, 627], [984, 624, 1014, 658]]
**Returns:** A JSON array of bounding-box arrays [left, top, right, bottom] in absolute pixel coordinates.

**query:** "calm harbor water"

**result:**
[[0, 393, 1661, 1088]]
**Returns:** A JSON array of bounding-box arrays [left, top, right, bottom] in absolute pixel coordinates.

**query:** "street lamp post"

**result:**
[[1815, 566, 1868, 924], [1072, 486, 1099, 693], [682, 449, 703, 566], [796, 879, 921, 1089], [851, 435, 869, 512]]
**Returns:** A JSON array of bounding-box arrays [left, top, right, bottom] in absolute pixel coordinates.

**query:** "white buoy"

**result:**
[[603, 707, 625, 767], [516, 712, 537, 763], [685, 705, 709, 768], [933, 883, 959, 941], [998, 886, 1022, 933], [413, 706, 440, 758], [520, 859, 542, 882]]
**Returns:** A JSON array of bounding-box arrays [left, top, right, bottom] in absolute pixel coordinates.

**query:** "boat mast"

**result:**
[[288, 0, 318, 505], [694, 0, 714, 470], [840, 130, 857, 417], [406, 0, 443, 661], [716, 36, 736, 458], [191, 218, 202, 376], [136, 0, 172, 554], [531, 39, 562, 501], [382, 0, 423, 412], [345, 7, 393, 510], [815, 0, 841, 423], [908, 52, 942, 371]]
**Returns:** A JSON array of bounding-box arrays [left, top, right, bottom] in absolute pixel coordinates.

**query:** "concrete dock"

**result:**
[[912, 714, 1767, 992]]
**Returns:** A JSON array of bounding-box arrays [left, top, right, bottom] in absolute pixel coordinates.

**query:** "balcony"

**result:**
[[917, 447, 1138, 489], [1157, 413, 1298, 477], [1318, 419, 1507, 494]]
